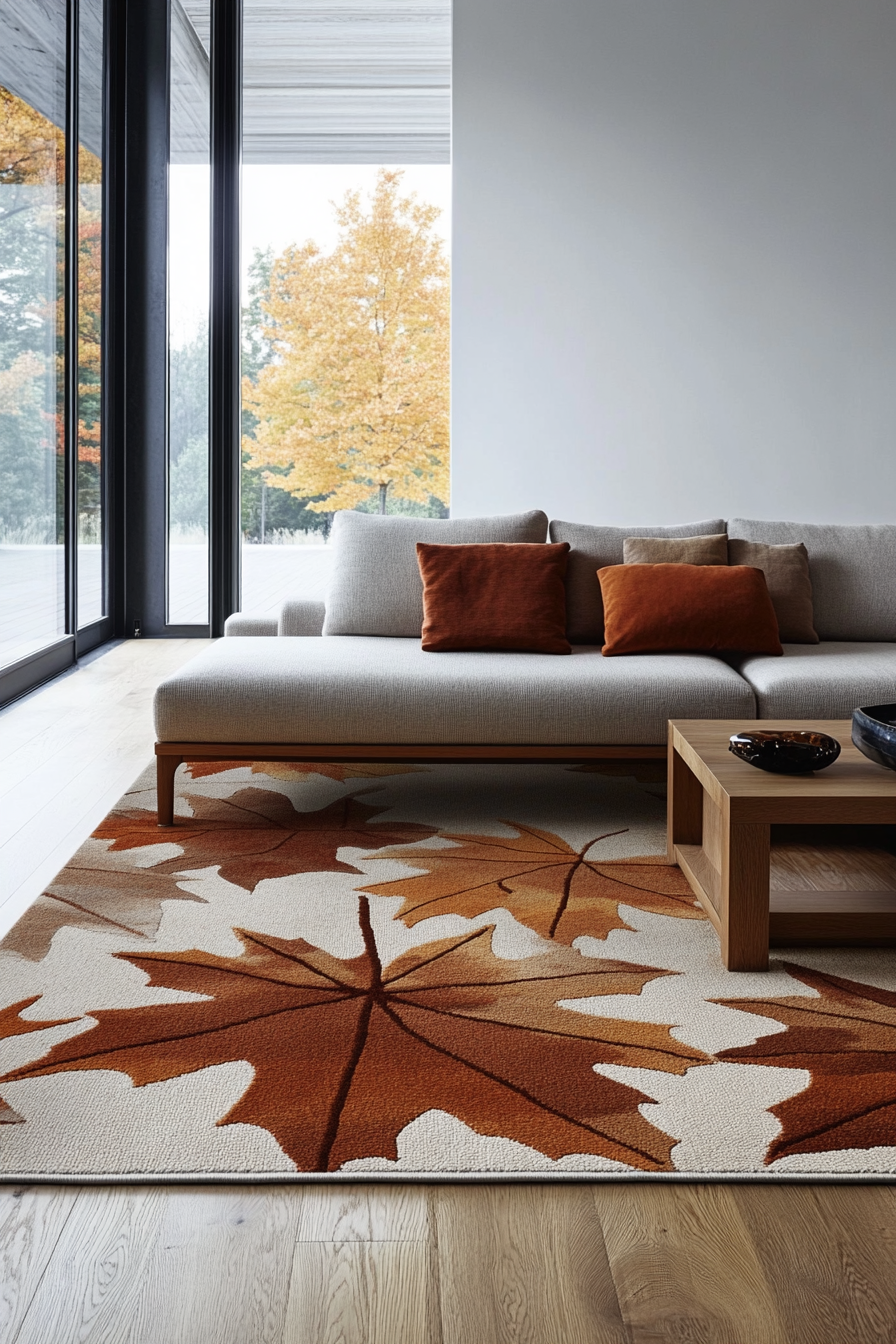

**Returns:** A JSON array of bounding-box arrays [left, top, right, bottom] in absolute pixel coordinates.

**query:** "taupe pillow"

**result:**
[[727, 538, 819, 644], [623, 533, 729, 566], [548, 517, 727, 644]]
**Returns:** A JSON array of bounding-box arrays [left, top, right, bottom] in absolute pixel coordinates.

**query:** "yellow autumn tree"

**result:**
[[1, 86, 60, 189], [244, 169, 449, 513]]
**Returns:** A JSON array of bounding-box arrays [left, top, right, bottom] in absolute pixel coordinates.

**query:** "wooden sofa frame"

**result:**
[[155, 741, 666, 826]]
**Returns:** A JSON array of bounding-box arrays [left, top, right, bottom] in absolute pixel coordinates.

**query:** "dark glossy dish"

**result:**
[[728, 729, 841, 775], [852, 703, 896, 773]]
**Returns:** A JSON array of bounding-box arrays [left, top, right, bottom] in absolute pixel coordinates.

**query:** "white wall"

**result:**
[[451, 0, 896, 524]]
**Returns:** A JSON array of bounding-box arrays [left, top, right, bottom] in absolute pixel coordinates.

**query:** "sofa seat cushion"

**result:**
[[153, 637, 756, 746], [729, 642, 896, 719]]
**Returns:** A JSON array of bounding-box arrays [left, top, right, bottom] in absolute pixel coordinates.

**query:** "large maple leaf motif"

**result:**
[[362, 823, 702, 944], [1, 900, 706, 1171], [0, 996, 77, 1123], [0, 996, 76, 1044], [0, 858, 207, 963], [95, 792, 437, 892], [715, 963, 896, 1163]]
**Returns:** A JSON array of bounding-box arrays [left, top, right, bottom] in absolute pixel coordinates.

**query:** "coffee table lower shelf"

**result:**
[[668, 719, 896, 970], [675, 842, 896, 949]]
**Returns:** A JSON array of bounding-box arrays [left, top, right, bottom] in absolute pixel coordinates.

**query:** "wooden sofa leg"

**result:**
[[156, 752, 182, 827]]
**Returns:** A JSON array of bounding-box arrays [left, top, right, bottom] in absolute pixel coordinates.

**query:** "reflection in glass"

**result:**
[[77, 0, 105, 627], [0, 2, 68, 669], [168, 0, 210, 625]]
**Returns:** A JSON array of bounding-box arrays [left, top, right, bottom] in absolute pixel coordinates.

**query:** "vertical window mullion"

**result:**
[[64, 0, 79, 636], [209, 0, 242, 636]]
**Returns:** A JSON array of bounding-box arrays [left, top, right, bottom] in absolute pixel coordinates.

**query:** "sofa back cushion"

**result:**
[[549, 518, 726, 644], [728, 519, 896, 641], [323, 510, 549, 636]]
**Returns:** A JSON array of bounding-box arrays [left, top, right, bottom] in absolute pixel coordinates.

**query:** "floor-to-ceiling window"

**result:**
[[0, 0, 107, 699], [2, 0, 451, 684], [0, 17, 67, 671], [238, 0, 451, 615]]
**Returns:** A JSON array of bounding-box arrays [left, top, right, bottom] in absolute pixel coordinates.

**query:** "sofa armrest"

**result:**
[[279, 599, 326, 637], [224, 613, 279, 637]]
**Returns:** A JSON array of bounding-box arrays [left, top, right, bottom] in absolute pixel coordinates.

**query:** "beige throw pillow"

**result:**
[[623, 533, 729, 565], [727, 538, 819, 643]]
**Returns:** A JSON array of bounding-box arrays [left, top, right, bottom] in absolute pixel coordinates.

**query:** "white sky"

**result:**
[[169, 163, 451, 348]]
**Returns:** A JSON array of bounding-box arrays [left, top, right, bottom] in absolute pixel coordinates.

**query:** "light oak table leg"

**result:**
[[667, 742, 703, 861], [721, 820, 771, 971]]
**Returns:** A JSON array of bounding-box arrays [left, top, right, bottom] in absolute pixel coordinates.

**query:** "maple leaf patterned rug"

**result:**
[[1, 760, 894, 1182]]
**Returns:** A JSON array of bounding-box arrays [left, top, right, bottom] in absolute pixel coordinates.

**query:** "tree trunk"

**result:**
[[378, 482, 389, 514]]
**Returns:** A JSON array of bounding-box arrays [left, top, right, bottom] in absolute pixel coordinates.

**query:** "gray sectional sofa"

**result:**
[[152, 510, 896, 823]]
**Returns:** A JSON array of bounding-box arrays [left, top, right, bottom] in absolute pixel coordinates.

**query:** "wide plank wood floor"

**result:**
[[1, 639, 895, 1344]]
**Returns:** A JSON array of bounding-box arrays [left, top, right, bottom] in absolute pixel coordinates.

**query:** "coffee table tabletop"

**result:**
[[670, 719, 896, 824], [667, 719, 896, 969]]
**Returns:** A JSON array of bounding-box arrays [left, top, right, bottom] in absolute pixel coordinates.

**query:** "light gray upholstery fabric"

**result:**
[[279, 600, 326, 637], [154, 637, 756, 745], [728, 519, 896, 641], [322, 510, 549, 637], [549, 518, 727, 644], [729, 642, 896, 719], [223, 614, 278, 637]]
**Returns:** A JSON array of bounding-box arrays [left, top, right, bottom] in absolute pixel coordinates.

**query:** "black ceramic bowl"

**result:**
[[728, 729, 842, 775], [852, 703, 896, 773]]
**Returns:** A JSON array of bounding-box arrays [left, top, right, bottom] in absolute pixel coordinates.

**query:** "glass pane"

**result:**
[[239, 0, 451, 616], [168, 0, 210, 625], [77, 0, 105, 626], [0, 5, 68, 669]]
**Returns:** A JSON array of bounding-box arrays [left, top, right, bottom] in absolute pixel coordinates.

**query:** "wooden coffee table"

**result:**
[[668, 719, 896, 970]]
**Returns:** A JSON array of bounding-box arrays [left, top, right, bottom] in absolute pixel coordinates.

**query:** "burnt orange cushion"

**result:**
[[597, 563, 783, 656], [416, 542, 571, 652]]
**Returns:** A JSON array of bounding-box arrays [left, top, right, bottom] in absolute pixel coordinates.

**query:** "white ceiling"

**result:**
[[0, 0, 449, 168], [179, 0, 450, 163]]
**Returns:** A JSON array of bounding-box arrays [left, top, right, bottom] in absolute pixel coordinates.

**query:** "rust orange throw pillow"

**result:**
[[417, 542, 571, 652], [597, 563, 783, 656]]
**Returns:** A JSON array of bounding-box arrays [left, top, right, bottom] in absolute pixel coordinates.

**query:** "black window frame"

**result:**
[[111, 0, 242, 643], [1, 0, 248, 708]]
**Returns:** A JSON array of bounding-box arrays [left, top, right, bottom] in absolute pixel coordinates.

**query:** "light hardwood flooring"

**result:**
[[1, 640, 895, 1344], [0, 639, 211, 942]]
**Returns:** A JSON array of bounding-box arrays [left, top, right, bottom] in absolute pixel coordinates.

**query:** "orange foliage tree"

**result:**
[[1, 85, 103, 534], [77, 211, 103, 468], [243, 170, 449, 514]]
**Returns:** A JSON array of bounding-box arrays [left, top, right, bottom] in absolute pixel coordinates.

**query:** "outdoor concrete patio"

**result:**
[[0, 543, 333, 666]]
